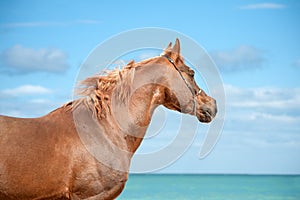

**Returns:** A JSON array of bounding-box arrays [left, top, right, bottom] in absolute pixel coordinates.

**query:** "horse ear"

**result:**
[[165, 42, 172, 50], [172, 38, 181, 54]]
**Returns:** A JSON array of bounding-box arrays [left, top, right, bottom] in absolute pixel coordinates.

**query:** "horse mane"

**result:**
[[62, 55, 161, 119], [66, 60, 137, 119]]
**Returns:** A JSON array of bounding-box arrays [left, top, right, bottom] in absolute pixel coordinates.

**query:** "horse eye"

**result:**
[[190, 70, 195, 77]]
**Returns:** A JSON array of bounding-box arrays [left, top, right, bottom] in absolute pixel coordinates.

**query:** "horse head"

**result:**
[[160, 39, 217, 123]]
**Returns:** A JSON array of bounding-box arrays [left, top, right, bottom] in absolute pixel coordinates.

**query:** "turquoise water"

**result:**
[[117, 174, 300, 200]]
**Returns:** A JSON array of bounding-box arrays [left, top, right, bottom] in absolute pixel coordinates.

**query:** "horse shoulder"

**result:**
[[68, 106, 129, 199]]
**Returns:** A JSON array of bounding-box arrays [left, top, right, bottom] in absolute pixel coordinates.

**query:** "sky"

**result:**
[[0, 0, 300, 174]]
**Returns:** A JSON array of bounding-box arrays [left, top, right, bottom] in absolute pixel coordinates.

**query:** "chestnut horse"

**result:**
[[0, 39, 217, 199]]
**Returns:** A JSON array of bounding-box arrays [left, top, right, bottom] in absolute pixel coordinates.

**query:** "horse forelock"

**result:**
[[162, 49, 184, 64]]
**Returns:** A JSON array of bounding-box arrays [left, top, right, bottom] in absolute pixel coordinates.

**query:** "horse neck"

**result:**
[[111, 63, 168, 153]]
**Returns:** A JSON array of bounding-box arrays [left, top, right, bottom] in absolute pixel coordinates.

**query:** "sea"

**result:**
[[117, 174, 300, 200]]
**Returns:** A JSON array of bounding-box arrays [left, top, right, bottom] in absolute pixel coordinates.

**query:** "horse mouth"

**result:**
[[197, 107, 217, 123]]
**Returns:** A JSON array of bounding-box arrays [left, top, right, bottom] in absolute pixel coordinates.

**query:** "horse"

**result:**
[[0, 39, 217, 200]]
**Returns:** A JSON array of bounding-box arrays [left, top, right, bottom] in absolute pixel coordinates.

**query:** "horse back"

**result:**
[[0, 112, 76, 199]]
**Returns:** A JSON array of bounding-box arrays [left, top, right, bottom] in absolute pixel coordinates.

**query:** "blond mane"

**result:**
[[63, 56, 159, 119], [64, 60, 137, 119]]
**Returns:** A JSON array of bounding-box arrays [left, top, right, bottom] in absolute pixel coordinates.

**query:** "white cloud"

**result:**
[[1, 20, 101, 28], [29, 98, 52, 104], [224, 84, 300, 134], [211, 45, 265, 72], [225, 84, 300, 110], [0, 98, 62, 118], [2, 22, 64, 28], [0, 45, 69, 74], [240, 3, 286, 10], [1, 85, 52, 96], [247, 112, 300, 124], [219, 82, 300, 164], [0, 85, 58, 118]]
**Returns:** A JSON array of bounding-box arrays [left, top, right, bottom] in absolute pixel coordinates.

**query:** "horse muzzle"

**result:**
[[196, 99, 217, 123]]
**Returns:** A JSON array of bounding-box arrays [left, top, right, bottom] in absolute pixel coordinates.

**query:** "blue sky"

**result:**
[[0, 0, 299, 174]]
